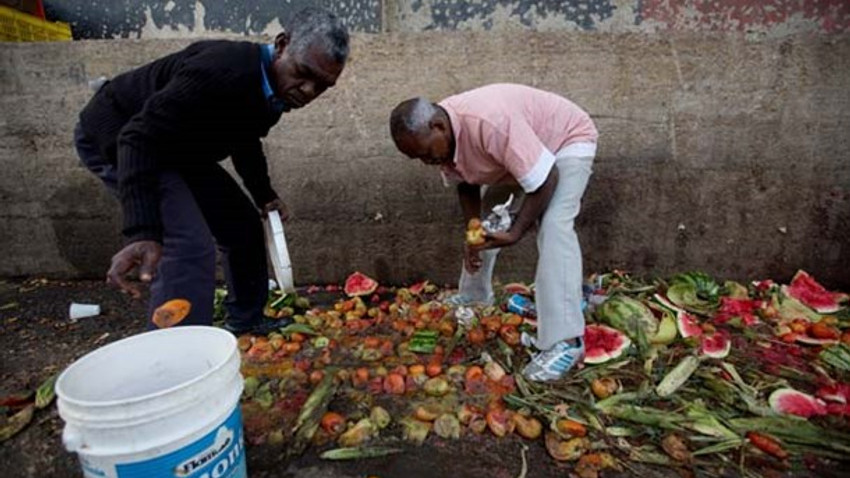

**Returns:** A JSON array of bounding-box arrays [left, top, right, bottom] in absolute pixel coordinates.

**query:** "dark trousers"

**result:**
[[74, 123, 268, 329]]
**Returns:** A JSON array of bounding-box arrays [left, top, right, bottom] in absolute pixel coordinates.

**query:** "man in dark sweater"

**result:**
[[74, 8, 349, 334]]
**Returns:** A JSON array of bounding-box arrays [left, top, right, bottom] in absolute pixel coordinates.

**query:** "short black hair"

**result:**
[[285, 7, 350, 64]]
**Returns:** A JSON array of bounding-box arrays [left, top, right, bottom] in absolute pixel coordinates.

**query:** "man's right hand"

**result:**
[[106, 240, 163, 299]]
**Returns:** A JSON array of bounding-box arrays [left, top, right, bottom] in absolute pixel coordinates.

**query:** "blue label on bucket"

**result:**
[[114, 406, 247, 478]]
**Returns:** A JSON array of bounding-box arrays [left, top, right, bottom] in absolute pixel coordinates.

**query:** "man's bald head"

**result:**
[[389, 97, 454, 166], [389, 98, 438, 143]]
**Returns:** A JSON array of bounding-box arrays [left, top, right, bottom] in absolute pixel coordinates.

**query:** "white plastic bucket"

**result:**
[[56, 326, 246, 478]]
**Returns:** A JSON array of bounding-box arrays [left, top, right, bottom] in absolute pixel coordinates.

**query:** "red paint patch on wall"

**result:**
[[640, 0, 850, 33]]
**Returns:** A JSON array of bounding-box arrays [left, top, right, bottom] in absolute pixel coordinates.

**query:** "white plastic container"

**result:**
[[264, 209, 295, 293], [69, 302, 101, 321], [56, 326, 246, 478]]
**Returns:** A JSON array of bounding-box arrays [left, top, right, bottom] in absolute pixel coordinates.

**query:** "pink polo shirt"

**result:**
[[438, 84, 597, 192]]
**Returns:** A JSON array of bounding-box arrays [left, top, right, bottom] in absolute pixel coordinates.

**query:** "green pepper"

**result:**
[[408, 332, 438, 353], [412, 330, 440, 340]]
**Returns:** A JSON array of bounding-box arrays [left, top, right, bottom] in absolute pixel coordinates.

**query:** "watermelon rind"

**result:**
[[700, 333, 731, 359], [344, 272, 378, 297], [652, 293, 684, 314], [503, 282, 532, 296], [650, 313, 678, 345], [667, 283, 716, 315], [595, 296, 659, 341], [795, 335, 839, 346], [584, 324, 631, 365], [676, 311, 703, 339], [768, 388, 827, 418], [786, 270, 847, 314], [775, 288, 822, 322]]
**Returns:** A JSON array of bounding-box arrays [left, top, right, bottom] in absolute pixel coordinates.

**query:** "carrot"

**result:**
[[747, 431, 788, 459], [555, 419, 587, 438]]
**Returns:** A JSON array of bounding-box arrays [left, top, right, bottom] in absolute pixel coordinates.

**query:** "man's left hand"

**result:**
[[262, 198, 290, 221]]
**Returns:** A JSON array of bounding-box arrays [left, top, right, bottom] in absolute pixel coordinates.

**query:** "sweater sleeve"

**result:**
[[116, 66, 237, 243], [231, 138, 278, 208]]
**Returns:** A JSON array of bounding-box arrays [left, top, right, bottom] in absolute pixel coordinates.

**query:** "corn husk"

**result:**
[[320, 446, 402, 460], [288, 368, 338, 457], [655, 355, 700, 397]]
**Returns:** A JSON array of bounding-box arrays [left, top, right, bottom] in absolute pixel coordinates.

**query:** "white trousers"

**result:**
[[458, 143, 595, 350]]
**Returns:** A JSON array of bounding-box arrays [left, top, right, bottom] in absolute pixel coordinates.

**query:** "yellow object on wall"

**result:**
[[0, 5, 71, 42]]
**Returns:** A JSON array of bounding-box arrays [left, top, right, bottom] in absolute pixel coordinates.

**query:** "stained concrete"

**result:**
[[0, 33, 849, 288]]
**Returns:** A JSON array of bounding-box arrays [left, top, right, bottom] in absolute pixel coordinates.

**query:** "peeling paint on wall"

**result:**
[[398, 0, 617, 31], [639, 0, 850, 34], [44, 0, 382, 39]]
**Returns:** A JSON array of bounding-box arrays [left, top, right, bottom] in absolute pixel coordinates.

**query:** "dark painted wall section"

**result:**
[[43, 0, 382, 39]]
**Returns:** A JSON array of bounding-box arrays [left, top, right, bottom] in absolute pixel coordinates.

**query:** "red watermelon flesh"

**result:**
[[769, 388, 828, 418], [714, 297, 760, 326], [343, 272, 378, 297], [816, 383, 850, 404], [408, 281, 427, 295], [676, 311, 703, 338], [503, 282, 533, 296], [786, 270, 848, 313], [700, 331, 731, 359], [584, 324, 631, 364]]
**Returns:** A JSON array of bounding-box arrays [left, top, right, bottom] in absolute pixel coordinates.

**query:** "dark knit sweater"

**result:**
[[79, 40, 283, 243]]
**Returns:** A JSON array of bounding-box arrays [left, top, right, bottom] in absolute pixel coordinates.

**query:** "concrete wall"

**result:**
[[43, 1, 850, 38], [1, 33, 849, 288]]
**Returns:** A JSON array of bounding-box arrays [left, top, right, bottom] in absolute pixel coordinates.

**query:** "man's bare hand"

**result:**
[[262, 198, 290, 221], [106, 240, 162, 299], [479, 230, 521, 250]]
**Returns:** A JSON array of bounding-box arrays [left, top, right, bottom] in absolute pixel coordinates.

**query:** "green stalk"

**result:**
[[692, 438, 744, 456], [730, 417, 850, 455]]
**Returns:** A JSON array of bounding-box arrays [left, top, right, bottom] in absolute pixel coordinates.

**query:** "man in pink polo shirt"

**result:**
[[389, 83, 598, 381]]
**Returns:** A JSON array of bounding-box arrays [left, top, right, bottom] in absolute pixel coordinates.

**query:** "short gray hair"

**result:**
[[285, 7, 350, 64], [390, 97, 437, 141]]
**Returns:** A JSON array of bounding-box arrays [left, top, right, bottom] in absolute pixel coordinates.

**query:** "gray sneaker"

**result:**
[[522, 338, 584, 382], [443, 293, 494, 307]]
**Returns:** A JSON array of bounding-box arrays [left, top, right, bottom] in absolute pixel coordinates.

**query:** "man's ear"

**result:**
[[274, 32, 290, 55], [429, 115, 447, 133]]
